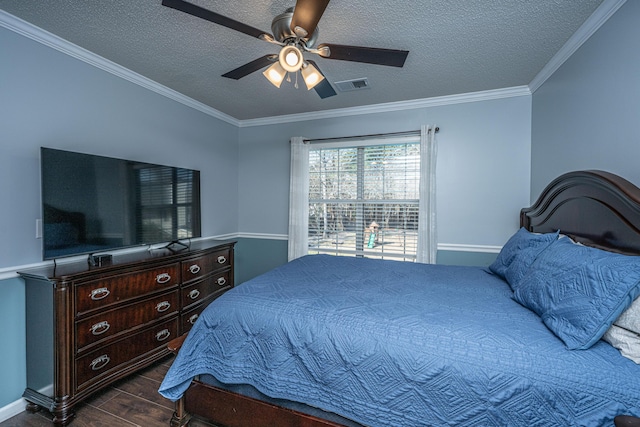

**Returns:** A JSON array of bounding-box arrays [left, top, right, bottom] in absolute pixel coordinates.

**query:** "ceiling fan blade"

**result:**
[[162, 0, 270, 40], [317, 43, 409, 67], [290, 0, 330, 38], [306, 60, 336, 99], [222, 55, 277, 80]]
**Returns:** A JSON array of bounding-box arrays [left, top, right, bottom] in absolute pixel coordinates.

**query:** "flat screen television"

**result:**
[[40, 147, 201, 260]]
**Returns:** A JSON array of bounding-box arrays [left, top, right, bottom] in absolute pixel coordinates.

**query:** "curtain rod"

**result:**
[[303, 127, 439, 143]]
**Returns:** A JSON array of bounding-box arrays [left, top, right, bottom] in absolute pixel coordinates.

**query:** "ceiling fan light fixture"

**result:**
[[279, 45, 303, 72], [293, 25, 308, 39], [163, 0, 409, 100], [301, 62, 324, 90], [263, 62, 287, 88]]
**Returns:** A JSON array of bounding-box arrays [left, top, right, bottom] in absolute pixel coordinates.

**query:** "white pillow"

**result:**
[[615, 295, 640, 332], [603, 297, 640, 363]]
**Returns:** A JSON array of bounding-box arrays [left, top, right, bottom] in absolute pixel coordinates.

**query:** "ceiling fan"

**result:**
[[161, 0, 409, 99]]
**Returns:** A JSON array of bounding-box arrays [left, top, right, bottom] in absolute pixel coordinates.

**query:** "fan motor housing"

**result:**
[[271, 7, 319, 47]]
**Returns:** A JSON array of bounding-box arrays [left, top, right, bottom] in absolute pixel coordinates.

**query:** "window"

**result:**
[[308, 143, 420, 261], [289, 126, 437, 264]]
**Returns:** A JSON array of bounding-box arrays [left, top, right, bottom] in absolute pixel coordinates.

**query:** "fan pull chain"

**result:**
[[294, 71, 299, 89]]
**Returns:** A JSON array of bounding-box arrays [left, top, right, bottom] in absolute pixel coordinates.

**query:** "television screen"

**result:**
[[40, 147, 201, 260]]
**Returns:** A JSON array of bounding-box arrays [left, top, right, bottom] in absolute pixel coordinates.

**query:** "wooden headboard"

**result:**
[[521, 170, 640, 255], [522, 170, 640, 427]]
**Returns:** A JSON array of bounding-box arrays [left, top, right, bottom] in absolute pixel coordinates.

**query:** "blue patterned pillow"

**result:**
[[489, 228, 559, 289], [514, 237, 640, 350]]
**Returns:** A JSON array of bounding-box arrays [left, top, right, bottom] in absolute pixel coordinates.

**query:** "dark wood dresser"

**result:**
[[18, 240, 236, 426]]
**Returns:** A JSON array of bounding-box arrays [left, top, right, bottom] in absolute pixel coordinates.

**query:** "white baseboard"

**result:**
[[0, 398, 26, 423]]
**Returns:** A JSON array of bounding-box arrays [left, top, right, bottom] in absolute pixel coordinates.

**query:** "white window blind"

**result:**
[[308, 143, 420, 261]]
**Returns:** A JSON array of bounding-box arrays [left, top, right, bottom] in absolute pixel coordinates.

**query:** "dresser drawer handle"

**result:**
[[216, 277, 227, 286], [217, 255, 226, 264], [156, 301, 171, 312], [90, 321, 111, 336], [90, 355, 110, 371], [188, 289, 200, 300], [188, 264, 201, 274], [90, 287, 110, 301], [188, 314, 199, 325], [156, 329, 171, 342], [156, 273, 171, 284]]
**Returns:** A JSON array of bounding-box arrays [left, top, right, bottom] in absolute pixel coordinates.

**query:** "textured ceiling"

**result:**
[[0, 0, 605, 120]]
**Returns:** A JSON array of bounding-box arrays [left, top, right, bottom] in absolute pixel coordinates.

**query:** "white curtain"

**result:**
[[417, 125, 438, 264], [287, 137, 309, 261]]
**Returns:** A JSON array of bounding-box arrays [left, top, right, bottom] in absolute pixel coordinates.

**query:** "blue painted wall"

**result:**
[[436, 250, 498, 267], [0, 24, 238, 412], [2, 0, 635, 415], [234, 238, 289, 284], [0, 279, 26, 405], [0, 26, 240, 270], [237, 96, 533, 248], [1, 19, 529, 410], [234, 239, 498, 286], [531, 0, 640, 195]]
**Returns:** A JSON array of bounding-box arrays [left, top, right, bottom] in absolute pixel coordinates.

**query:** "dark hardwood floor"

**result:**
[[0, 357, 214, 427]]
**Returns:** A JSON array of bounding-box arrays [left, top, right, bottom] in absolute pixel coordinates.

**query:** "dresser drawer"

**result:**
[[76, 318, 178, 390], [75, 264, 180, 315], [76, 290, 179, 351], [180, 297, 216, 334], [181, 248, 231, 285], [181, 270, 231, 310]]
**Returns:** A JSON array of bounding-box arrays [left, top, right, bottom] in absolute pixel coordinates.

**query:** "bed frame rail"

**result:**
[[166, 334, 349, 427]]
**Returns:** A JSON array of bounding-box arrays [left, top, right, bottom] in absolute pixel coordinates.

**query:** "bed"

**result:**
[[159, 170, 640, 427]]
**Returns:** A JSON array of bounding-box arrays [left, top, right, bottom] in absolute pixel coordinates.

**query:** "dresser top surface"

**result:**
[[19, 239, 236, 281]]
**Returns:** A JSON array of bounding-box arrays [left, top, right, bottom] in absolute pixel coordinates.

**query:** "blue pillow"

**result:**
[[489, 228, 559, 289], [513, 237, 640, 350]]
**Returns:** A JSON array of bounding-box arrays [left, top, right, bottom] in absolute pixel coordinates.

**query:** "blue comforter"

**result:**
[[159, 255, 640, 426]]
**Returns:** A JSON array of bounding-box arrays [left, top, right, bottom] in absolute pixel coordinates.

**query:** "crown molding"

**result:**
[[528, 0, 626, 93], [0, 10, 241, 127], [1, 9, 532, 130], [3, 0, 623, 129], [238, 86, 532, 127]]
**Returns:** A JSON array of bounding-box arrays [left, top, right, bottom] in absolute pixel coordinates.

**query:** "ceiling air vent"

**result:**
[[334, 78, 370, 92]]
